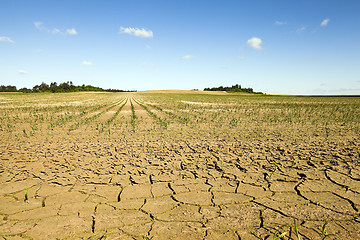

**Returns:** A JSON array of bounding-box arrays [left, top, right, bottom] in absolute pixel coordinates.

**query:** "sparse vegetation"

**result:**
[[0, 91, 359, 239], [130, 98, 136, 132]]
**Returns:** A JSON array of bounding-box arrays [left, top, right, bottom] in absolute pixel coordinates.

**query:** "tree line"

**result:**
[[204, 84, 263, 94], [0, 82, 137, 93]]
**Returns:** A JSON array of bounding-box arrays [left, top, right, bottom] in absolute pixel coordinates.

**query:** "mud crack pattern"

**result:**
[[0, 92, 360, 239]]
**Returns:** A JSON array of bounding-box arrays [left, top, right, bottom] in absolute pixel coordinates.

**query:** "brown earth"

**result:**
[[0, 92, 359, 239]]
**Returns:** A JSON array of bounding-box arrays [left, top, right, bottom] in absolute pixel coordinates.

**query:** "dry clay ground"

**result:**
[[0, 92, 360, 240]]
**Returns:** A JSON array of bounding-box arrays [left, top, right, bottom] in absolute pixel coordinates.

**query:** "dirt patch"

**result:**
[[0, 92, 359, 239]]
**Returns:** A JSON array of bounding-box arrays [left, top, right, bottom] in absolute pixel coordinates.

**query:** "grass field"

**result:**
[[0, 91, 360, 239]]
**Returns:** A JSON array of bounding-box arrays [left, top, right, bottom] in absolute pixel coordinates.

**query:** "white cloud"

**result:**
[[275, 21, 286, 25], [320, 18, 330, 27], [34, 21, 77, 35], [66, 28, 77, 35], [119, 27, 153, 38], [52, 28, 61, 34], [247, 37, 262, 50], [0, 36, 15, 43], [237, 55, 246, 59], [34, 21, 44, 30], [82, 61, 92, 66], [18, 70, 28, 75], [296, 26, 307, 34], [181, 55, 195, 60]]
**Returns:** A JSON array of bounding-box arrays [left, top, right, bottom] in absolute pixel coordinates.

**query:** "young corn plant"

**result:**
[[273, 231, 287, 240], [135, 100, 168, 129], [0, 232, 8, 240], [107, 99, 127, 125], [146, 102, 189, 124], [142, 235, 153, 240], [272, 220, 301, 240], [289, 220, 301, 240], [24, 188, 28, 202], [320, 221, 342, 240], [130, 99, 136, 132]]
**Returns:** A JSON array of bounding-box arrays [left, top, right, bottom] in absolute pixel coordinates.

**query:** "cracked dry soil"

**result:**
[[0, 92, 360, 239]]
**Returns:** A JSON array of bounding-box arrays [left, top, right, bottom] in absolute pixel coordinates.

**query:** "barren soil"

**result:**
[[0, 92, 359, 239]]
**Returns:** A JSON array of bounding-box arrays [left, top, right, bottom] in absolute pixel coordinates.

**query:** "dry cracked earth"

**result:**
[[0, 92, 360, 239]]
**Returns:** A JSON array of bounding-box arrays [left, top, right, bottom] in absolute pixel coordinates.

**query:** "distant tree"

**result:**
[[1, 81, 136, 93], [50, 82, 58, 92], [32, 85, 40, 92], [59, 82, 70, 92], [39, 82, 50, 92], [0, 85, 17, 92], [203, 84, 263, 94], [19, 87, 32, 93]]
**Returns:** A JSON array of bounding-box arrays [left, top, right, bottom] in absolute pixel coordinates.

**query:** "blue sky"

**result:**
[[1, 0, 360, 94]]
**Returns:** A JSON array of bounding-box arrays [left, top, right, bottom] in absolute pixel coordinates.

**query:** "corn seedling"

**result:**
[[0, 232, 8, 240], [107, 98, 127, 125], [320, 221, 342, 240], [142, 235, 153, 240], [86, 232, 99, 240], [130, 99, 136, 132], [24, 188, 28, 202], [135, 100, 168, 129], [290, 220, 301, 240], [273, 231, 287, 240]]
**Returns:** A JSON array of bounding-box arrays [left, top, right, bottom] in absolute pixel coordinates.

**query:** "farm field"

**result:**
[[0, 91, 360, 239]]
